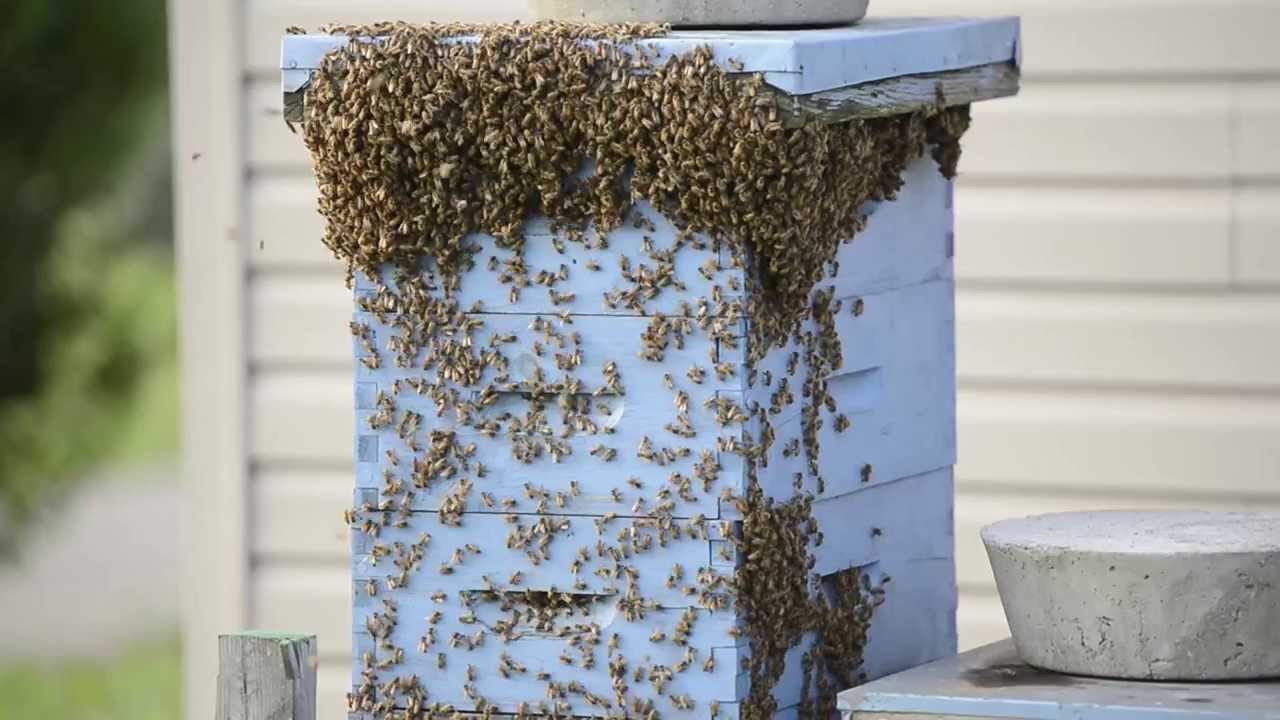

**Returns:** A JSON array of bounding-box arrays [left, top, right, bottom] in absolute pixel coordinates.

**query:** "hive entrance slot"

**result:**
[[478, 383, 626, 432], [467, 588, 620, 637]]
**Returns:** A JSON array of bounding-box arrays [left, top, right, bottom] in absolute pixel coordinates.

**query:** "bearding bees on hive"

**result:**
[[296, 20, 968, 720]]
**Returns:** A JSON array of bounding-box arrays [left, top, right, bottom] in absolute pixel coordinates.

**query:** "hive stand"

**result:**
[[837, 639, 1280, 720], [282, 17, 1020, 720]]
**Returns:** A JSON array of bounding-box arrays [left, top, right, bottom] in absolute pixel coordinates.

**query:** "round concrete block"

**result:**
[[529, 0, 870, 27], [982, 510, 1280, 681]]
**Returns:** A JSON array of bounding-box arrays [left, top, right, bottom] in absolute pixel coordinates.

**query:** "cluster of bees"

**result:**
[[297, 19, 968, 720]]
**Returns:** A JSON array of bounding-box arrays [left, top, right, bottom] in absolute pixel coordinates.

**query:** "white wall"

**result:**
[[895, 0, 1280, 647], [175, 1, 1280, 718]]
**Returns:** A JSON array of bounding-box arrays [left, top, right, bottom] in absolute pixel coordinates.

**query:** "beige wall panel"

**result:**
[[958, 289, 1280, 388], [250, 370, 353, 463], [250, 275, 351, 367], [316, 663, 352, 720], [1236, 188, 1280, 286], [893, 0, 1280, 76], [1236, 83, 1280, 179], [958, 387, 1280, 495], [252, 468, 352, 558], [247, 176, 340, 271], [252, 563, 352, 660], [963, 83, 1232, 180], [957, 590, 1009, 651], [955, 186, 1232, 287]]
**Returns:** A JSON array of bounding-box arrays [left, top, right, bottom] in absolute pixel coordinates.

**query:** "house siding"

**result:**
[[174, 1, 1280, 717]]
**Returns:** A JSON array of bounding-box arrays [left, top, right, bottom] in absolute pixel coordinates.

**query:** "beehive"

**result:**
[[281, 17, 1020, 720]]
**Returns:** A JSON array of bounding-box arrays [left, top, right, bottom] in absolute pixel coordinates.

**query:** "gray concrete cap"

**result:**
[[529, 0, 871, 27], [982, 510, 1280, 681]]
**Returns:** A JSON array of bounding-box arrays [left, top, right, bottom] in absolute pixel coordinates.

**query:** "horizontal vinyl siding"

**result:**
[[234, 2, 1280, 713], [893, 0, 1280, 649]]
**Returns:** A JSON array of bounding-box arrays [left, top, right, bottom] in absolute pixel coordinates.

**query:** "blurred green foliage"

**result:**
[[0, 0, 175, 548], [0, 636, 181, 720]]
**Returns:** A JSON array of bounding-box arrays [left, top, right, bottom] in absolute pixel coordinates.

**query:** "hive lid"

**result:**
[[281, 16, 1020, 98]]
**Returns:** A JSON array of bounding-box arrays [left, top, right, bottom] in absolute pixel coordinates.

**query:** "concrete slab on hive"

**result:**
[[982, 510, 1280, 681], [528, 0, 870, 28]]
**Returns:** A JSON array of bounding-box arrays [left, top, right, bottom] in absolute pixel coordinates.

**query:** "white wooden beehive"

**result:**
[[282, 17, 1020, 719]]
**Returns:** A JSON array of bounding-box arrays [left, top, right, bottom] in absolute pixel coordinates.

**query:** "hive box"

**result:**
[[282, 18, 1020, 719]]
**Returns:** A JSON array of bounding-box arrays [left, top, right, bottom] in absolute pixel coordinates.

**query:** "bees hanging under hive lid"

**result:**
[[281, 17, 1019, 720]]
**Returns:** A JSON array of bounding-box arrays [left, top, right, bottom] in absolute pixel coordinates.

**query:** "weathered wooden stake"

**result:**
[[216, 632, 317, 720]]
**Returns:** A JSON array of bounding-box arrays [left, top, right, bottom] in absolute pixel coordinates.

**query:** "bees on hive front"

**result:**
[[304, 16, 966, 720]]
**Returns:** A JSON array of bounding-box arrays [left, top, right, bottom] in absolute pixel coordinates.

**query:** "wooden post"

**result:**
[[216, 632, 317, 720]]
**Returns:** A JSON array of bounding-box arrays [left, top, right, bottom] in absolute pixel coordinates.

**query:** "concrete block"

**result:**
[[983, 510, 1280, 680], [528, 0, 870, 27]]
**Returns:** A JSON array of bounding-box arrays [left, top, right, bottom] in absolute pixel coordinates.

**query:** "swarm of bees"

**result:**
[[299, 18, 968, 720]]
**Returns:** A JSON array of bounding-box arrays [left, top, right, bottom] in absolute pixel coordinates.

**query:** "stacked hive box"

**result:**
[[282, 18, 1020, 720]]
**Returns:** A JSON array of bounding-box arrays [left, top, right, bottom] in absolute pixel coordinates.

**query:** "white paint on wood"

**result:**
[[957, 289, 1280, 388], [955, 186, 1232, 287], [1235, 188, 1280, 286]]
